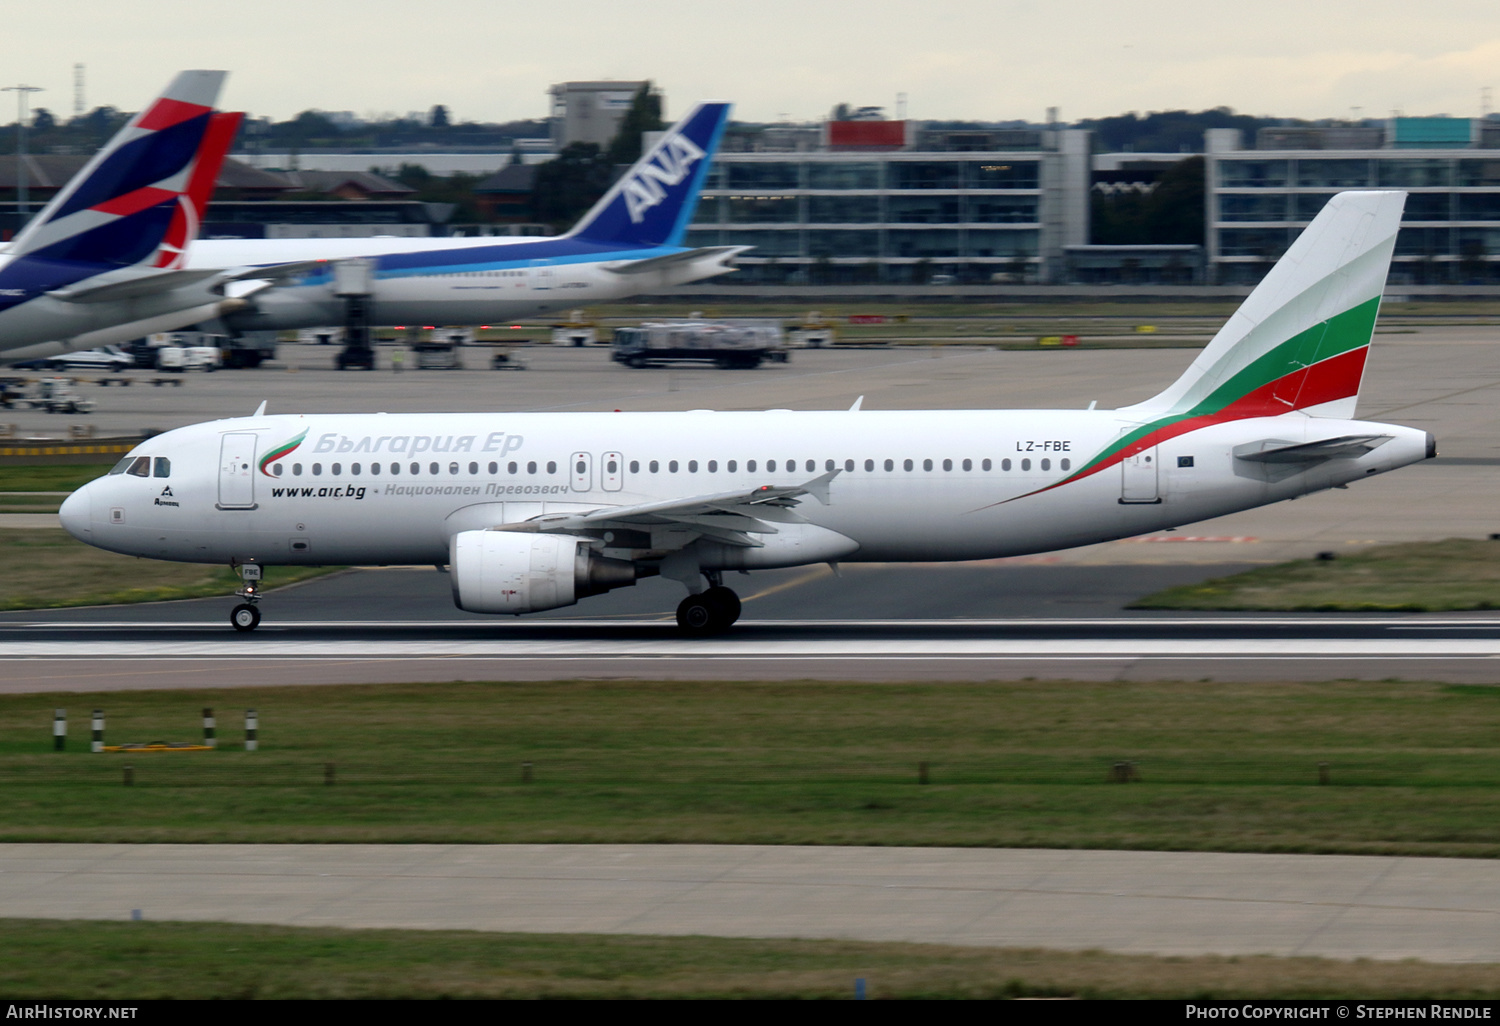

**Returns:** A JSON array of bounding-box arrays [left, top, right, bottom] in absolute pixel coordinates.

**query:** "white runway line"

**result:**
[[5, 639, 1500, 659]]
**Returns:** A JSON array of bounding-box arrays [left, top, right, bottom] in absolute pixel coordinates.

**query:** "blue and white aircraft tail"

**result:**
[[186, 102, 742, 333], [567, 101, 728, 250], [0, 71, 245, 359]]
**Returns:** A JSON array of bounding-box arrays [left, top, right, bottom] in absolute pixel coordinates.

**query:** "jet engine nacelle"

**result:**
[[450, 530, 636, 614]]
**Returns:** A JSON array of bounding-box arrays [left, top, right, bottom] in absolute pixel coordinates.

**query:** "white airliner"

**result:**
[[184, 102, 739, 334], [59, 191, 1432, 633]]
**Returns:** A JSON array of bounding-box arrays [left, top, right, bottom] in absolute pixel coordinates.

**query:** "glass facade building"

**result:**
[[684, 131, 1090, 284], [1206, 124, 1500, 285]]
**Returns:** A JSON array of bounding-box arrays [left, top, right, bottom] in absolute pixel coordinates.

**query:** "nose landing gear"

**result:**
[[230, 563, 263, 633]]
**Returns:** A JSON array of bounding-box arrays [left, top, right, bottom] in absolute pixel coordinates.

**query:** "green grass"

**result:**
[[0, 462, 112, 493], [2, 919, 1497, 999], [6, 679, 1500, 855], [0, 529, 339, 611], [1133, 538, 1500, 611]]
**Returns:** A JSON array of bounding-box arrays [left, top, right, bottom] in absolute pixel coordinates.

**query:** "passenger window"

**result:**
[[1000, 459, 1010, 471], [109, 457, 134, 475], [707, 460, 716, 473], [332, 463, 341, 476], [629, 460, 639, 473], [747, 460, 756, 472], [688, 460, 698, 473], [983, 459, 993, 471], [844, 459, 853, 472], [1041, 458, 1051, 471], [865, 459, 874, 472], [527, 461, 538, 475], [127, 457, 151, 477], [470, 462, 479, 475], [293, 463, 303, 476], [1061, 458, 1071, 471], [488, 462, 498, 474], [767, 460, 777, 472], [806, 460, 815, 472], [1020, 459, 1030, 471], [903, 459, 914, 471], [943, 459, 952, 471], [727, 460, 737, 472], [313, 464, 323, 476], [508, 462, 518, 475], [576, 460, 586, 475], [410, 462, 420, 475], [153, 457, 171, 478], [884, 459, 894, 472], [923, 459, 933, 471], [650, 460, 659, 473], [430, 462, 440, 475], [391, 463, 400, 475], [273, 464, 284, 477], [964, 458, 973, 471], [352, 463, 362, 475], [546, 461, 557, 475], [669, 460, 679, 473]]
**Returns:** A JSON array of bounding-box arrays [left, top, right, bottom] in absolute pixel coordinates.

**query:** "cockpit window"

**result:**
[[108, 457, 134, 476], [153, 457, 171, 478], [126, 457, 152, 478]]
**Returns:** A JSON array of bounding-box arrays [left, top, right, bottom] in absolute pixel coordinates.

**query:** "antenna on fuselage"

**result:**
[[849, 396, 864, 411], [252, 401, 267, 417]]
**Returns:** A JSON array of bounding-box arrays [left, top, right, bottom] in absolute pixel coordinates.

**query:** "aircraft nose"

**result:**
[[58, 487, 91, 541]]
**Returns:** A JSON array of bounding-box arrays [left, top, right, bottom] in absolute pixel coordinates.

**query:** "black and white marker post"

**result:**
[[203, 708, 216, 749], [52, 708, 64, 752], [92, 709, 104, 753], [245, 709, 257, 752]]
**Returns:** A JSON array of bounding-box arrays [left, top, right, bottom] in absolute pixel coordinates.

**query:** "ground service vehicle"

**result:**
[[612, 320, 785, 369]]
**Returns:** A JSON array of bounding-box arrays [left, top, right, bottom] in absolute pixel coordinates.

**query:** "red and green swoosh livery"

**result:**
[[1050, 297, 1380, 493], [258, 430, 306, 476]]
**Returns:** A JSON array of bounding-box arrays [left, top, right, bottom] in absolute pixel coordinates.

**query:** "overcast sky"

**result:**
[[6, 0, 1500, 126]]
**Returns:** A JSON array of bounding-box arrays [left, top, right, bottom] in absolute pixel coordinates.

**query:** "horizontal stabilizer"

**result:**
[[605, 246, 745, 275], [1234, 434, 1393, 463]]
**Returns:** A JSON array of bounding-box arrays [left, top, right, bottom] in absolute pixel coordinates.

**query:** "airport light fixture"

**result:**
[[3, 84, 44, 228]]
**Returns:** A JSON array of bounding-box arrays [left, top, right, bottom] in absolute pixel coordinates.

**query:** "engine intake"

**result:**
[[450, 530, 637, 614]]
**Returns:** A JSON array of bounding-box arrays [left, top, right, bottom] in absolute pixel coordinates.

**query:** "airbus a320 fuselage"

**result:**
[[59, 191, 1433, 633]]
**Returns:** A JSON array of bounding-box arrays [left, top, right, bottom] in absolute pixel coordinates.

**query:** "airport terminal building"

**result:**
[[683, 121, 1090, 285], [1206, 118, 1500, 286]]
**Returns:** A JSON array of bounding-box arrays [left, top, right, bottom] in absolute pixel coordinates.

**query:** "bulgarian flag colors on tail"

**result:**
[[1056, 190, 1406, 492]]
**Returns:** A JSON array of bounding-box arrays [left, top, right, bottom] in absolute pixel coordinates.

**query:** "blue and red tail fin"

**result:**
[[7, 71, 231, 270], [567, 101, 730, 249]]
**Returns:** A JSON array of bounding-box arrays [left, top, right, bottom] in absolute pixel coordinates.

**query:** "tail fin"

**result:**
[[1125, 190, 1405, 421], [7, 70, 230, 270], [567, 102, 731, 249]]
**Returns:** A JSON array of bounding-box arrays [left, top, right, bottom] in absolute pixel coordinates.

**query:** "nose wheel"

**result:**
[[231, 603, 261, 632], [676, 586, 741, 634], [230, 563, 263, 632]]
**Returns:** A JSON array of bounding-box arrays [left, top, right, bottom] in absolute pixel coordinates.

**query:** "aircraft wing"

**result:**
[[219, 259, 331, 283], [507, 469, 841, 548], [605, 246, 748, 275], [1234, 434, 1393, 463]]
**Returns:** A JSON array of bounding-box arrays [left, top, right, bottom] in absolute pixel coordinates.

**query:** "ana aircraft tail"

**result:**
[[1125, 190, 1405, 422], [6, 71, 233, 272], [568, 101, 731, 249]]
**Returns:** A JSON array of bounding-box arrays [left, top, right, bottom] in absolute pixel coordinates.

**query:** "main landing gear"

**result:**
[[675, 584, 741, 635], [230, 563, 263, 633]]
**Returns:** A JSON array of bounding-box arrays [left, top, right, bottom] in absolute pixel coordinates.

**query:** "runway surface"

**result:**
[[4, 842, 1498, 963]]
